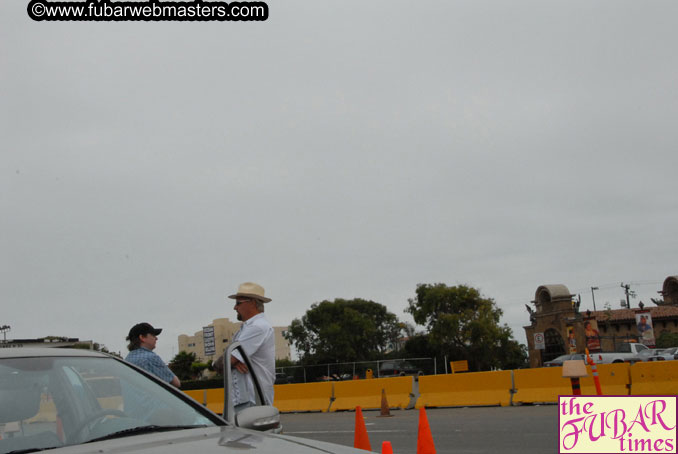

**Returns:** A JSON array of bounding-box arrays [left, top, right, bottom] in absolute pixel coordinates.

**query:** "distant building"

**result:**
[[524, 276, 678, 368], [0, 337, 93, 349], [178, 317, 291, 362], [659, 275, 678, 305]]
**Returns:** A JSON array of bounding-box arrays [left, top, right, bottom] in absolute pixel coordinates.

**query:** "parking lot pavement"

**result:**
[[281, 405, 559, 454]]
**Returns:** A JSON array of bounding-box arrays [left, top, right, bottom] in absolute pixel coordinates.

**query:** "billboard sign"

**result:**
[[635, 311, 655, 347], [203, 326, 216, 357]]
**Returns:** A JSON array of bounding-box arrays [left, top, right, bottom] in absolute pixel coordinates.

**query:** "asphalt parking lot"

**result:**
[[280, 405, 559, 454]]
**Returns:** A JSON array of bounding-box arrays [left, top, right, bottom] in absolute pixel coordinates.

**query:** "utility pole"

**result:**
[[591, 287, 599, 312], [621, 283, 636, 308], [0, 325, 10, 343]]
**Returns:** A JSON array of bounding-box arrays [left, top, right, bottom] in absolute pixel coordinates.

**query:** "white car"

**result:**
[[0, 346, 364, 454], [543, 353, 586, 367], [647, 347, 678, 361]]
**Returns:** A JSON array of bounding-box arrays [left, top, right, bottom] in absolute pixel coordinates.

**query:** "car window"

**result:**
[[0, 356, 219, 454], [617, 344, 631, 353]]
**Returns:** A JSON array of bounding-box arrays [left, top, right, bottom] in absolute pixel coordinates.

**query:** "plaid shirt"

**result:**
[[125, 347, 176, 383]]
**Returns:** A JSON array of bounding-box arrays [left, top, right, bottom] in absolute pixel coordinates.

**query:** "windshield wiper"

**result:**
[[85, 424, 207, 443], [7, 448, 58, 454]]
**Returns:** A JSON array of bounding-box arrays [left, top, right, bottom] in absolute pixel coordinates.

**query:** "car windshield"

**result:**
[[0, 354, 219, 454]]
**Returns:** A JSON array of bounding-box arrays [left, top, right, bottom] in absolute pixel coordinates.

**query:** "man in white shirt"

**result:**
[[226, 282, 275, 410]]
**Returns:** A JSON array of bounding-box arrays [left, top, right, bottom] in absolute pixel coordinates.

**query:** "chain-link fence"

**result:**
[[275, 357, 435, 383]]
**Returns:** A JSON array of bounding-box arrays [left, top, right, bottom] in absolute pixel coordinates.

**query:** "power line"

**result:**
[[572, 280, 662, 295], [628, 281, 662, 287]]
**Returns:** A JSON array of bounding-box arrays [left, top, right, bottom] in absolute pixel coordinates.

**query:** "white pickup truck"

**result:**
[[589, 343, 655, 364]]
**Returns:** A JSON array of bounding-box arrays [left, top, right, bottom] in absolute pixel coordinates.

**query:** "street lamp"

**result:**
[[591, 287, 599, 312]]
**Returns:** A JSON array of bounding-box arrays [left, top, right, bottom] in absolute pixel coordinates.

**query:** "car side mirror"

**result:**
[[235, 405, 281, 432]]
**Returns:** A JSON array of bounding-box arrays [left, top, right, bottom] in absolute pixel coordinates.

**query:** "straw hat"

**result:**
[[228, 282, 272, 303]]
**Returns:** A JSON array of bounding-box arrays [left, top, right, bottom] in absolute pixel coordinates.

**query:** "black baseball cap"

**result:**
[[127, 322, 162, 340]]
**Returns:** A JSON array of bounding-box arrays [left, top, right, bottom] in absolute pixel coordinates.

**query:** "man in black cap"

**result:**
[[125, 322, 181, 388]]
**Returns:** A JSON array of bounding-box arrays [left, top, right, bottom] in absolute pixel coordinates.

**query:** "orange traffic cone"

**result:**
[[378, 388, 393, 417], [382, 440, 394, 454], [417, 408, 436, 454], [354, 406, 372, 451], [56, 416, 64, 442]]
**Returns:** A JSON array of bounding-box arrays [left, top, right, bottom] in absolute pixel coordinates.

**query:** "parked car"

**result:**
[[543, 353, 586, 367], [274, 372, 292, 384], [590, 343, 655, 364], [647, 347, 678, 361], [378, 360, 423, 378], [632, 347, 662, 362], [0, 347, 367, 454], [317, 373, 352, 382]]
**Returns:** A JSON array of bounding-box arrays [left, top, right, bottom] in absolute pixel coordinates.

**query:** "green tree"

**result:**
[[190, 361, 209, 378], [169, 351, 198, 381], [655, 331, 678, 348], [405, 283, 527, 371], [275, 358, 296, 369], [285, 298, 402, 364]]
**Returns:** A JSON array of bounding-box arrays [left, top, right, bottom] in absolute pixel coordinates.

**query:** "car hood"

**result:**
[[47, 426, 364, 454]]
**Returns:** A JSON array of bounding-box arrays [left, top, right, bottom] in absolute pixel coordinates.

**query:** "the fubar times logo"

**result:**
[[559, 396, 677, 453]]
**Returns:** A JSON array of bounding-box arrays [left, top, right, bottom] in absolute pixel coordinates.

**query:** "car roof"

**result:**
[[0, 347, 110, 359], [550, 354, 571, 360]]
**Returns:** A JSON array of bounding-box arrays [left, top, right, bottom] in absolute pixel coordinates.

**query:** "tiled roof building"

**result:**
[[524, 276, 678, 367]]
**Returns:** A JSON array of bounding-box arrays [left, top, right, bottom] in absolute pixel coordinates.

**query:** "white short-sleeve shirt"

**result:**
[[231, 313, 275, 406]]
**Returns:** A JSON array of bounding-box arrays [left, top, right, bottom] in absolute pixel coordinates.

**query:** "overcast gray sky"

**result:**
[[2, 0, 677, 361]]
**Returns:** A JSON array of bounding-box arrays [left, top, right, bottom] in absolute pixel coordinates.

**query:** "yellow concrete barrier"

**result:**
[[26, 394, 57, 423], [331, 377, 413, 412], [513, 364, 630, 404], [587, 363, 630, 396], [274, 382, 333, 413], [204, 388, 225, 414], [630, 361, 678, 395], [183, 389, 206, 405], [513, 368, 572, 404], [416, 371, 512, 408]]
